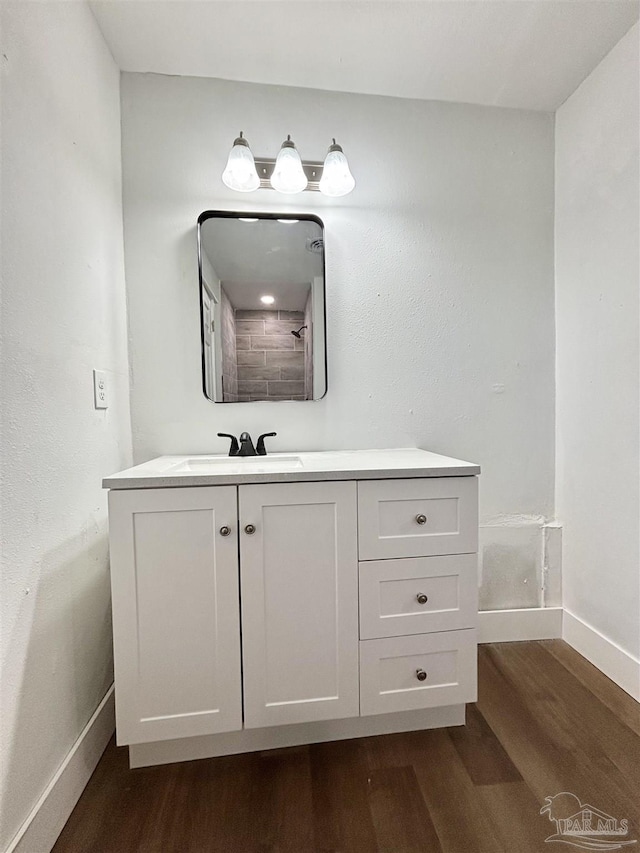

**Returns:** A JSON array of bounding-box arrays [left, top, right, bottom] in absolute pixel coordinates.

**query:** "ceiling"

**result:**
[[90, 0, 638, 111], [201, 217, 323, 311]]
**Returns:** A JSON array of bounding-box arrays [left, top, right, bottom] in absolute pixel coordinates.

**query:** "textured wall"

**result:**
[[120, 73, 555, 530], [0, 4, 132, 849], [556, 24, 640, 660]]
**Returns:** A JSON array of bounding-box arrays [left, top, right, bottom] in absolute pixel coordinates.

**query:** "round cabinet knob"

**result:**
[[416, 669, 427, 682], [416, 592, 429, 605], [415, 514, 427, 525], [244, 524, 256, 535], [219, 526, 231, 537]]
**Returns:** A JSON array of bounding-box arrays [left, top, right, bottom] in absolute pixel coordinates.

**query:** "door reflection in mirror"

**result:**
[[198, 212, 327, 402]]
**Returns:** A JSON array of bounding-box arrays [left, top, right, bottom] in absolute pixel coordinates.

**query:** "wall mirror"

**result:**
[[198, 211, 327, 403]]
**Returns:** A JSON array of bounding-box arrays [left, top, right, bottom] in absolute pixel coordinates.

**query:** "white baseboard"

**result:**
[[563, 610, 640, 702], [479, 606, 563, 643], [6, 685, 115, 853]]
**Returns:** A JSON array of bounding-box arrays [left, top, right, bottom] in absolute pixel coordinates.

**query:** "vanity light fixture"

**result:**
[[270, 136, 308, 194], [221, 132, 260, 193], [222, 134, 355, 196], [260, 295, 275, 305], [319, 139, 356, 197]]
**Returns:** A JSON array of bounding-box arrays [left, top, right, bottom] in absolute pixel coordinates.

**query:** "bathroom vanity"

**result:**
[[103, 448, 480, 767]]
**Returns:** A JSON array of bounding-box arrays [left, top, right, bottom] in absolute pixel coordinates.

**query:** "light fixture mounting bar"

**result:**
[[254, 158, 324, 192]]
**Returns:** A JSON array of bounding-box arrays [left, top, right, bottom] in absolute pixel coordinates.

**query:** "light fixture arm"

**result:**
[[254, 157, 325, 191]]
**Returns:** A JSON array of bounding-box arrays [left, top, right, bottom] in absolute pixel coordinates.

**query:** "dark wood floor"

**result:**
[[53, 641, 640, 853]]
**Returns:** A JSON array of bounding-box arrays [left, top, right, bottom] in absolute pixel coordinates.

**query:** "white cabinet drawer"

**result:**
[[359, 629, 477, 716], [357, 477, 478, 560], [359, 555, 478, 639]]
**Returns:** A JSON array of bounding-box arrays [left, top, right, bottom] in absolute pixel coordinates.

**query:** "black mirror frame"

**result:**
[[197, 210, 328, 403]]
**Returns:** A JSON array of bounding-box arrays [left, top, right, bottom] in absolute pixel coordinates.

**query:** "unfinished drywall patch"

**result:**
[[479, 520, 542, 609], [543, 523, 562, 608], [479, 518, 562, 611]]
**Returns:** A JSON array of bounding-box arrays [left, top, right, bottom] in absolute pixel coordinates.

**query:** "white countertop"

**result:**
[[103, 448, 480, 489]]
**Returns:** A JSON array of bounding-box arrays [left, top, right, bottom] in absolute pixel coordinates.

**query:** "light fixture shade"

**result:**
[[222, 132, 260, 192], [270, 136, 308, 194], [319, 140, 355, 197]]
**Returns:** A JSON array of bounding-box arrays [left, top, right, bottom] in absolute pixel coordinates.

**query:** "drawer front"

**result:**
[[359, 554, 478, 639], [359, 629, 477, 716], [357, 477, 478, 560]]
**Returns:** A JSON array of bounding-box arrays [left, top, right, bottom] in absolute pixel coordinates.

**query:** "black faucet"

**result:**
[[217, 431, 277, 457], [238, 432, 256, 456]]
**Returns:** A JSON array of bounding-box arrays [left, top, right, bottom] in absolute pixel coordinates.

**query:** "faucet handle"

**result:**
[[256, 432, 277, 456], [217, 433, 239, 457]]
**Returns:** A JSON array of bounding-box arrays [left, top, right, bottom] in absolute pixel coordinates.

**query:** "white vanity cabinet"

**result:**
[[104, 448, 480, 767], [109, 479, 360, 744]]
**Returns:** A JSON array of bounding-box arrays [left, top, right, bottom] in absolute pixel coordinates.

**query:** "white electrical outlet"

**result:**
[[93, 369, 108, 409]]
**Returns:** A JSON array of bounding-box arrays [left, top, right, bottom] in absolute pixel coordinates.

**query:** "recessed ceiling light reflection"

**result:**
[[260, 295, 275, 305], [277, 219, 299, 224], [239, 218, 259, 222]]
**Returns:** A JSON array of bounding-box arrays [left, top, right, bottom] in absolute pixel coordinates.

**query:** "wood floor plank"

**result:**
[[506, 641, 640, 784], [52, 737, 128, 852], [476, 780, 550, 853], [309, 738, 377, 853], [543, 639, 640, 736], [366, 765, 443, 853], [255, 745, 315, 852], [477, 644, 640, 833], [171, 751, 267, 852], [402, 728, 504, 853], [448, 704, 523, 786]]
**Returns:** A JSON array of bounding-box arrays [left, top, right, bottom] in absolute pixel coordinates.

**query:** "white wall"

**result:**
[[120, 73, 555, 536], [556, 24, 640, 678], [0, 4, 132, 849]]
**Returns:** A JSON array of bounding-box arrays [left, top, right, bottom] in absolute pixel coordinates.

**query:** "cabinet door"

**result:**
[[239, 481, 359, 728], [109, 486, 242, 744]]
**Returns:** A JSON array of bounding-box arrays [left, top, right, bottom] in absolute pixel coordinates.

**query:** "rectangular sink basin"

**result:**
[[171, 455, 303, 474]]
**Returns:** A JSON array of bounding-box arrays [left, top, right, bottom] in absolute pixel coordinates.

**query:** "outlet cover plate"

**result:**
[[93, 369, 108, 409]]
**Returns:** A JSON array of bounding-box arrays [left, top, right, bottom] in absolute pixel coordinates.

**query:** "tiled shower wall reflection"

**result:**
[[235, 310, 309, 401], [303, 292, 313, 400], [221, 288, 239, 402]]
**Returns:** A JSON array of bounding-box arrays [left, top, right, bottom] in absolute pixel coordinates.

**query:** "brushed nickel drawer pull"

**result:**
[[415, 514, 427, 525], [416, 592, 429, 605], [219, 525, 231, 537], [244, 524, 256, 535], [416, 669, 427, 682]]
